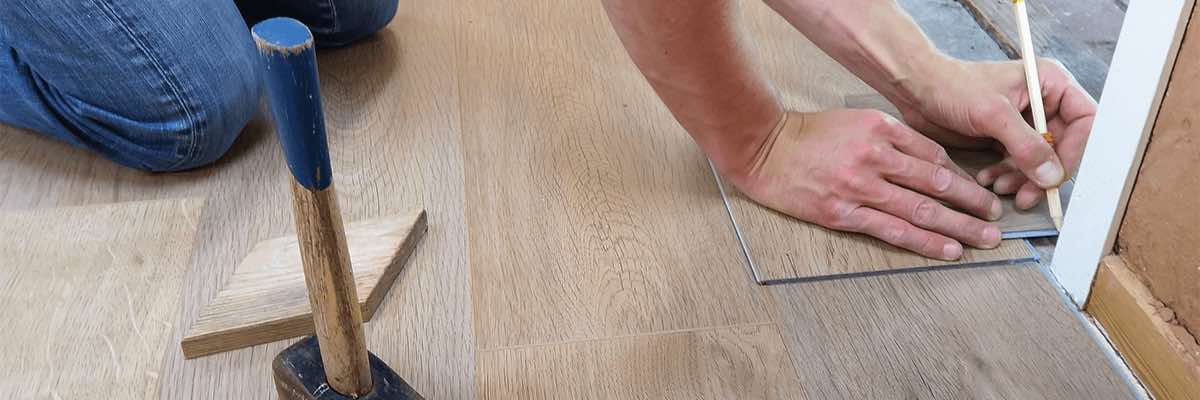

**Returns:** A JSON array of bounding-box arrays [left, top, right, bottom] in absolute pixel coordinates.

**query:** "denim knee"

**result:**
[[315, 0, 399, 47], [159, 53, 261, 171]]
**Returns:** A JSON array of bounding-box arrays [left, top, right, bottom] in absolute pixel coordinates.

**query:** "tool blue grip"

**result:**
[[252, 17, 332, 190]]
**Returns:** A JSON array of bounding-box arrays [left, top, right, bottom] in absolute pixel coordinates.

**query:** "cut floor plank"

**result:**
[[724, 179, 1036, 284], [771, 263, 1133, 399], [956, 0, 1125, 98], [478, 324, 801, 399], [459, 0, 775, 351], [0, 199, 204, 399], [181, 210, 427, 358]]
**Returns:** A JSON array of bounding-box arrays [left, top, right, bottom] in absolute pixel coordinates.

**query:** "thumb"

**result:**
[[974, 99, 1065, 188]]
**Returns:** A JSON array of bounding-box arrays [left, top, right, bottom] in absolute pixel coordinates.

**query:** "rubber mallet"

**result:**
[[252, 17, 423, 400]]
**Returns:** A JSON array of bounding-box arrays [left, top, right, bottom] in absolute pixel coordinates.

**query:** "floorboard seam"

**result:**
[[707, 159, 763, 284], [760, 250, 1040, 285], [1035, 264, 1150, 399], [479, 321, 779, 353]]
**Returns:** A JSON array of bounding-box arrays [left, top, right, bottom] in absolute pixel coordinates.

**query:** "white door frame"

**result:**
[[1050, 0, 1195, 305]]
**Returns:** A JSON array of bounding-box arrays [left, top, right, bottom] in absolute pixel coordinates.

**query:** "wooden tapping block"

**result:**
[[182, 210, 427, 359], [1087, 255, 1200, 400]]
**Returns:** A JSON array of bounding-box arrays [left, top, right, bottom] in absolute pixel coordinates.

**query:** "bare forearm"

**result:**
[[601, 0, 782, 177], [764, 0, 950, 110]]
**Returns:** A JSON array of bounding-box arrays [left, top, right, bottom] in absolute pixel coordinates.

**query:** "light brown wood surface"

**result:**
[[0, 199, 203, 399], [1118, 1, 1200, 342], [458, 0, 775, 351], [1088, 256, 1200, 400], [772, 262, 1132, 399], [182, 210, 426, 359], [477, 323, 803, 399], [0, 0, 1135, 398]]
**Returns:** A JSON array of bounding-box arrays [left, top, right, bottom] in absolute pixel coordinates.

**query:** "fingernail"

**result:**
[[1035, 161, 1064, 186], [989, 198, 1003, 221], [983, 225, 1001, 247], [942, 242, 963, 260]]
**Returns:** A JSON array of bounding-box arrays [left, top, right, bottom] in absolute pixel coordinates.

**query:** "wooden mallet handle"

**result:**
[[252, 17, 373, 397]]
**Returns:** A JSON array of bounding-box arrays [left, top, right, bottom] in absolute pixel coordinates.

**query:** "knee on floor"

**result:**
[[316, 0, 399, 47], [115, 45, 262, 172]]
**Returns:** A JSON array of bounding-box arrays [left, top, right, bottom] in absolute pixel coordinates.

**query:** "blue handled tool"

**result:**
[[252, 17, 422, 400]]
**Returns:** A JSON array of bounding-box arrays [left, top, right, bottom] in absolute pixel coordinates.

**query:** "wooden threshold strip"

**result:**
[[1087, 255, 1200, 399]]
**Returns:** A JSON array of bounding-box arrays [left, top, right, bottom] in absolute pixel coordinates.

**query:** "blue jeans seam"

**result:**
[[89, 0, 202, 170], [326, 0, 340, 35]]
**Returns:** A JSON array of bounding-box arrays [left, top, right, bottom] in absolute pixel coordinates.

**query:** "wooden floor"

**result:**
[[0, 0, 1133, 398]]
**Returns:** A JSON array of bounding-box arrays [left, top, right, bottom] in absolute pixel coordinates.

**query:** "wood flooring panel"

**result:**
[[459, 0, 774, 350], [477, 324, 802, 400], [0, 199, 203, 399], [771, 263, 1133, 399]]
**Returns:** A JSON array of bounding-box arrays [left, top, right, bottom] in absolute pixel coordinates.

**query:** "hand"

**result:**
[[728, 109, 1003, 260], [891, 58, 1096, 209]]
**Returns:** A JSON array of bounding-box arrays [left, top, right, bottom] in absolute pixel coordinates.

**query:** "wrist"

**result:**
[[885, 52, 958, 112]]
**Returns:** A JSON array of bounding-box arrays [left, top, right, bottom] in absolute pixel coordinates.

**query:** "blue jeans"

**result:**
[[0, 0, 396, 171]]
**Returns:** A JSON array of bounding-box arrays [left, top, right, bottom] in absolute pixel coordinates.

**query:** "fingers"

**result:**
[[992, 172, 1025, 195], [841, 206, 963, 260], [976, 159, 1016, 187], [877, 150, 1002, 221], [861, 182, 1002, 249], [971, 97, 1065, 188], [1015, 181, 1043, 210], [882, 117, 973, 181]]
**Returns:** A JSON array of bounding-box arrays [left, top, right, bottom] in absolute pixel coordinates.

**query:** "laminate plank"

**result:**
[[459, 0, 775, 351], [771, 263, 1133, 399], [0, 199, 204, 399], [478, 324, 802, 400], [957, 0, 1125, 98]]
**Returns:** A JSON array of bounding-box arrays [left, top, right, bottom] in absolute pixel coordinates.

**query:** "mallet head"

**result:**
[[274, 336, 422, 400]]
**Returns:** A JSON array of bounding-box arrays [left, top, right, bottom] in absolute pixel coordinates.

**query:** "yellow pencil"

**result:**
[[1012, 0, 1065, 230]]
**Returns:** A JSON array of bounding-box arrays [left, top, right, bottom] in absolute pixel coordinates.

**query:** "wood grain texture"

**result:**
[[771, 263, 1133, 399], [0, 2, 476, 397], [1088, 256, 1200, 400], [458, 0, 775, 351], [1117, 2, 1200, 341], [287, 182, 373, 396], [477, 323, 802, 399], [956, 0, 1125, 98], [0, 199, 203, 399], [182, 210, 426, 359]]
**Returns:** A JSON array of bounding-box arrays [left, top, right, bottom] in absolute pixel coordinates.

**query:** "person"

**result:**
[[602, 0, 1094, 260], [2, 1, 1093, 260], [0, 0, 396, 171]]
